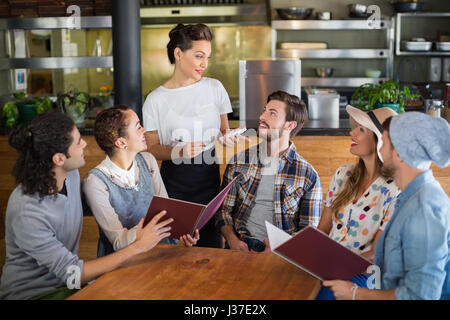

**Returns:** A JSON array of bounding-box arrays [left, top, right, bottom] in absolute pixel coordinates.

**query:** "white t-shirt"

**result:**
[[142, 77, 232, 151]]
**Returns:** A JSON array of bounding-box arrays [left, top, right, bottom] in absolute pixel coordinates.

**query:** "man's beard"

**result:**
[[381, 161, 396, 179], [258, 123, 283, 143]]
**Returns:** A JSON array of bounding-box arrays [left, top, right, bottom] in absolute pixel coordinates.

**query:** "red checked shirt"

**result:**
[[216, 142, 322, 240]]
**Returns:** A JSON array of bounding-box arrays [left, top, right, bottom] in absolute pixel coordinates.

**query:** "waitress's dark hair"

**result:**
[[167, 23, 213, 64], [9, 112, 75, 198], [94, 104, 131, 157]]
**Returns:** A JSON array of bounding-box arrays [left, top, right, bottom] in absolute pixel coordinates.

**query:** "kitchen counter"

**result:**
[[298, 118, 351, 136], [0, 118, 351, 136]]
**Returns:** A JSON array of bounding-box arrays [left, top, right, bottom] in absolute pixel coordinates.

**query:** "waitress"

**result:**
[[142, 23, 242, 248]]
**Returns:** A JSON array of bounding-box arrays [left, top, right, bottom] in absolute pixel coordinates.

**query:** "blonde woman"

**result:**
[[316, 106, 401, 300]]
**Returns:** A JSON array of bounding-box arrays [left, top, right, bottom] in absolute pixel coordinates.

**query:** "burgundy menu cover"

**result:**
[[274, 226, 372, 281], [143, 175, 240, 239]]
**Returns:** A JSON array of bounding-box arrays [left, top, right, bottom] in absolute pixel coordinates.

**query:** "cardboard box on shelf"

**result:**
[[438, 34, 450, 42]]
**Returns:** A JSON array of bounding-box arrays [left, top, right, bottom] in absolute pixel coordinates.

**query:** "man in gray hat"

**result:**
[[323, 112, 450, 300]]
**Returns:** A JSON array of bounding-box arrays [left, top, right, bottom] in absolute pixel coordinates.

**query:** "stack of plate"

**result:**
[[436, 42, 450, 52], [401, 38, 432, 51], [279, 42, 327, 49]]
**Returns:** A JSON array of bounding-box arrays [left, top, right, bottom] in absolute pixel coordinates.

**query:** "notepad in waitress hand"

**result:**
[[265, 222, 372, 281], [143, 175, 241, 239]]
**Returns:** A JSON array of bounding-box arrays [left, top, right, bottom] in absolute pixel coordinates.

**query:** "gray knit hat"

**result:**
[[390, 112, 450, 170]]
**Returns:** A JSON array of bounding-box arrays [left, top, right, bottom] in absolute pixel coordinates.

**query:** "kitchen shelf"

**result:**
[[272, 19, 393, 30], [396, 12, 450, 18], [140, 4, 268, 27], [395, 12, 450, 56], [271, 17, 395, 86], [0, 16, 112, 30], [0, 16, 113, 73], [276, 49, 391, 59], [395, 51, 450, 56], [141, 4, 265, 17], [302, 77, 388, 88], [0, 57, 113, 70]]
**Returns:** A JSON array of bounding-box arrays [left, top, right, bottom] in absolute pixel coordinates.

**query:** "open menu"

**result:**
[[143, 175, 241, 239], [266, 221, 372, 281]]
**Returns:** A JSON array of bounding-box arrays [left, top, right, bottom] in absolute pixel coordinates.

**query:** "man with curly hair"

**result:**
[[0, 112, 173, 300]]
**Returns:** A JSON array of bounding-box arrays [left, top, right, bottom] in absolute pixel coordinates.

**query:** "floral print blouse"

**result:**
[[324, 164, 401, 254]]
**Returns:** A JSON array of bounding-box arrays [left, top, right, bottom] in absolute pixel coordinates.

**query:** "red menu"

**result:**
[[267, 223, 372, 281], [143, 175, 241, 239]]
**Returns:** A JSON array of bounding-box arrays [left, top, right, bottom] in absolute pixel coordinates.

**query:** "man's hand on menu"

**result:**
[[135, 211, 173, 254], [179, 229, 200, 247]]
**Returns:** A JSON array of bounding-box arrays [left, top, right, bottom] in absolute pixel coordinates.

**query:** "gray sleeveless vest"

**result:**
[[88, 153, 155, 257]]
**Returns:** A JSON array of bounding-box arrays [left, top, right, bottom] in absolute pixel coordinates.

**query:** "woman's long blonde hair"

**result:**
[[330, 132, 386, 222]]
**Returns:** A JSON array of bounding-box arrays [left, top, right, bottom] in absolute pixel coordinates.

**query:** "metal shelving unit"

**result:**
[[271, 19, 395, 88], [302, 77, 388, 88], [276, 49, 390, 59], [0, 16, 112, 70], [140, 4, 268, 27], [272, 19, 392, 30], [0, 16, 112, 30], [0, 57, 113, 70], [395, 12, 450, 56]]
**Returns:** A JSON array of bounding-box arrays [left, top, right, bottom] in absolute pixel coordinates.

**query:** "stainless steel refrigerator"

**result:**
[[239, 59, 301, 129]]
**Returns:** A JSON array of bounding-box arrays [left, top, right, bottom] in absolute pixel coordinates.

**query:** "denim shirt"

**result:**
[[374, 170, 450, 300]]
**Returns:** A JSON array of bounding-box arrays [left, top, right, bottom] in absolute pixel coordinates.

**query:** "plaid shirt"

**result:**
[[216, 142, 322, 240]]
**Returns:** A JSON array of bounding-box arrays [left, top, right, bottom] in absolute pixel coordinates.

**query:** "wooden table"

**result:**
[[69, 244, 321, 300]]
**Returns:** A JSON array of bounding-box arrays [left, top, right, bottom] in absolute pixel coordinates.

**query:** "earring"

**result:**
[[124, 146, 128, 150]]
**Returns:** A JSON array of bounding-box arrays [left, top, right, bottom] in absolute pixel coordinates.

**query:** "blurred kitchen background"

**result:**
[[0, 0, 450, 129]]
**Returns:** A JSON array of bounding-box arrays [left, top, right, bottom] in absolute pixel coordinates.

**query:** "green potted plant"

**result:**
[[56, 88, 93, 126], [351, 80, 419, 113], [96, 85, 114, 108], [2, 92, 53, 128]]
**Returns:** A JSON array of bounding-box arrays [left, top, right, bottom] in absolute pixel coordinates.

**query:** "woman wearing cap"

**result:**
[[315, 106, 401, 300], [83, 105, 199, 257], [142, 23, 245, 248]]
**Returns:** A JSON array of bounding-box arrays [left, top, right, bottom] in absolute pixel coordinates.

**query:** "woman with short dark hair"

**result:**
[[84, 105, 199, 257], [142, 24, 244, 248]]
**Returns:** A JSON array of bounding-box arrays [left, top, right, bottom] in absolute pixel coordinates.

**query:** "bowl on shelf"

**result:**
[[393, 1, 424, 13], [316, 11, 332, 20], [315, 67, 334, 78], [401, 40, 432, 51], [275, 8, 314, 20], [365, 69, 382, 78], [436, 42, 450, 52], [347, 3, 369, 18]]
